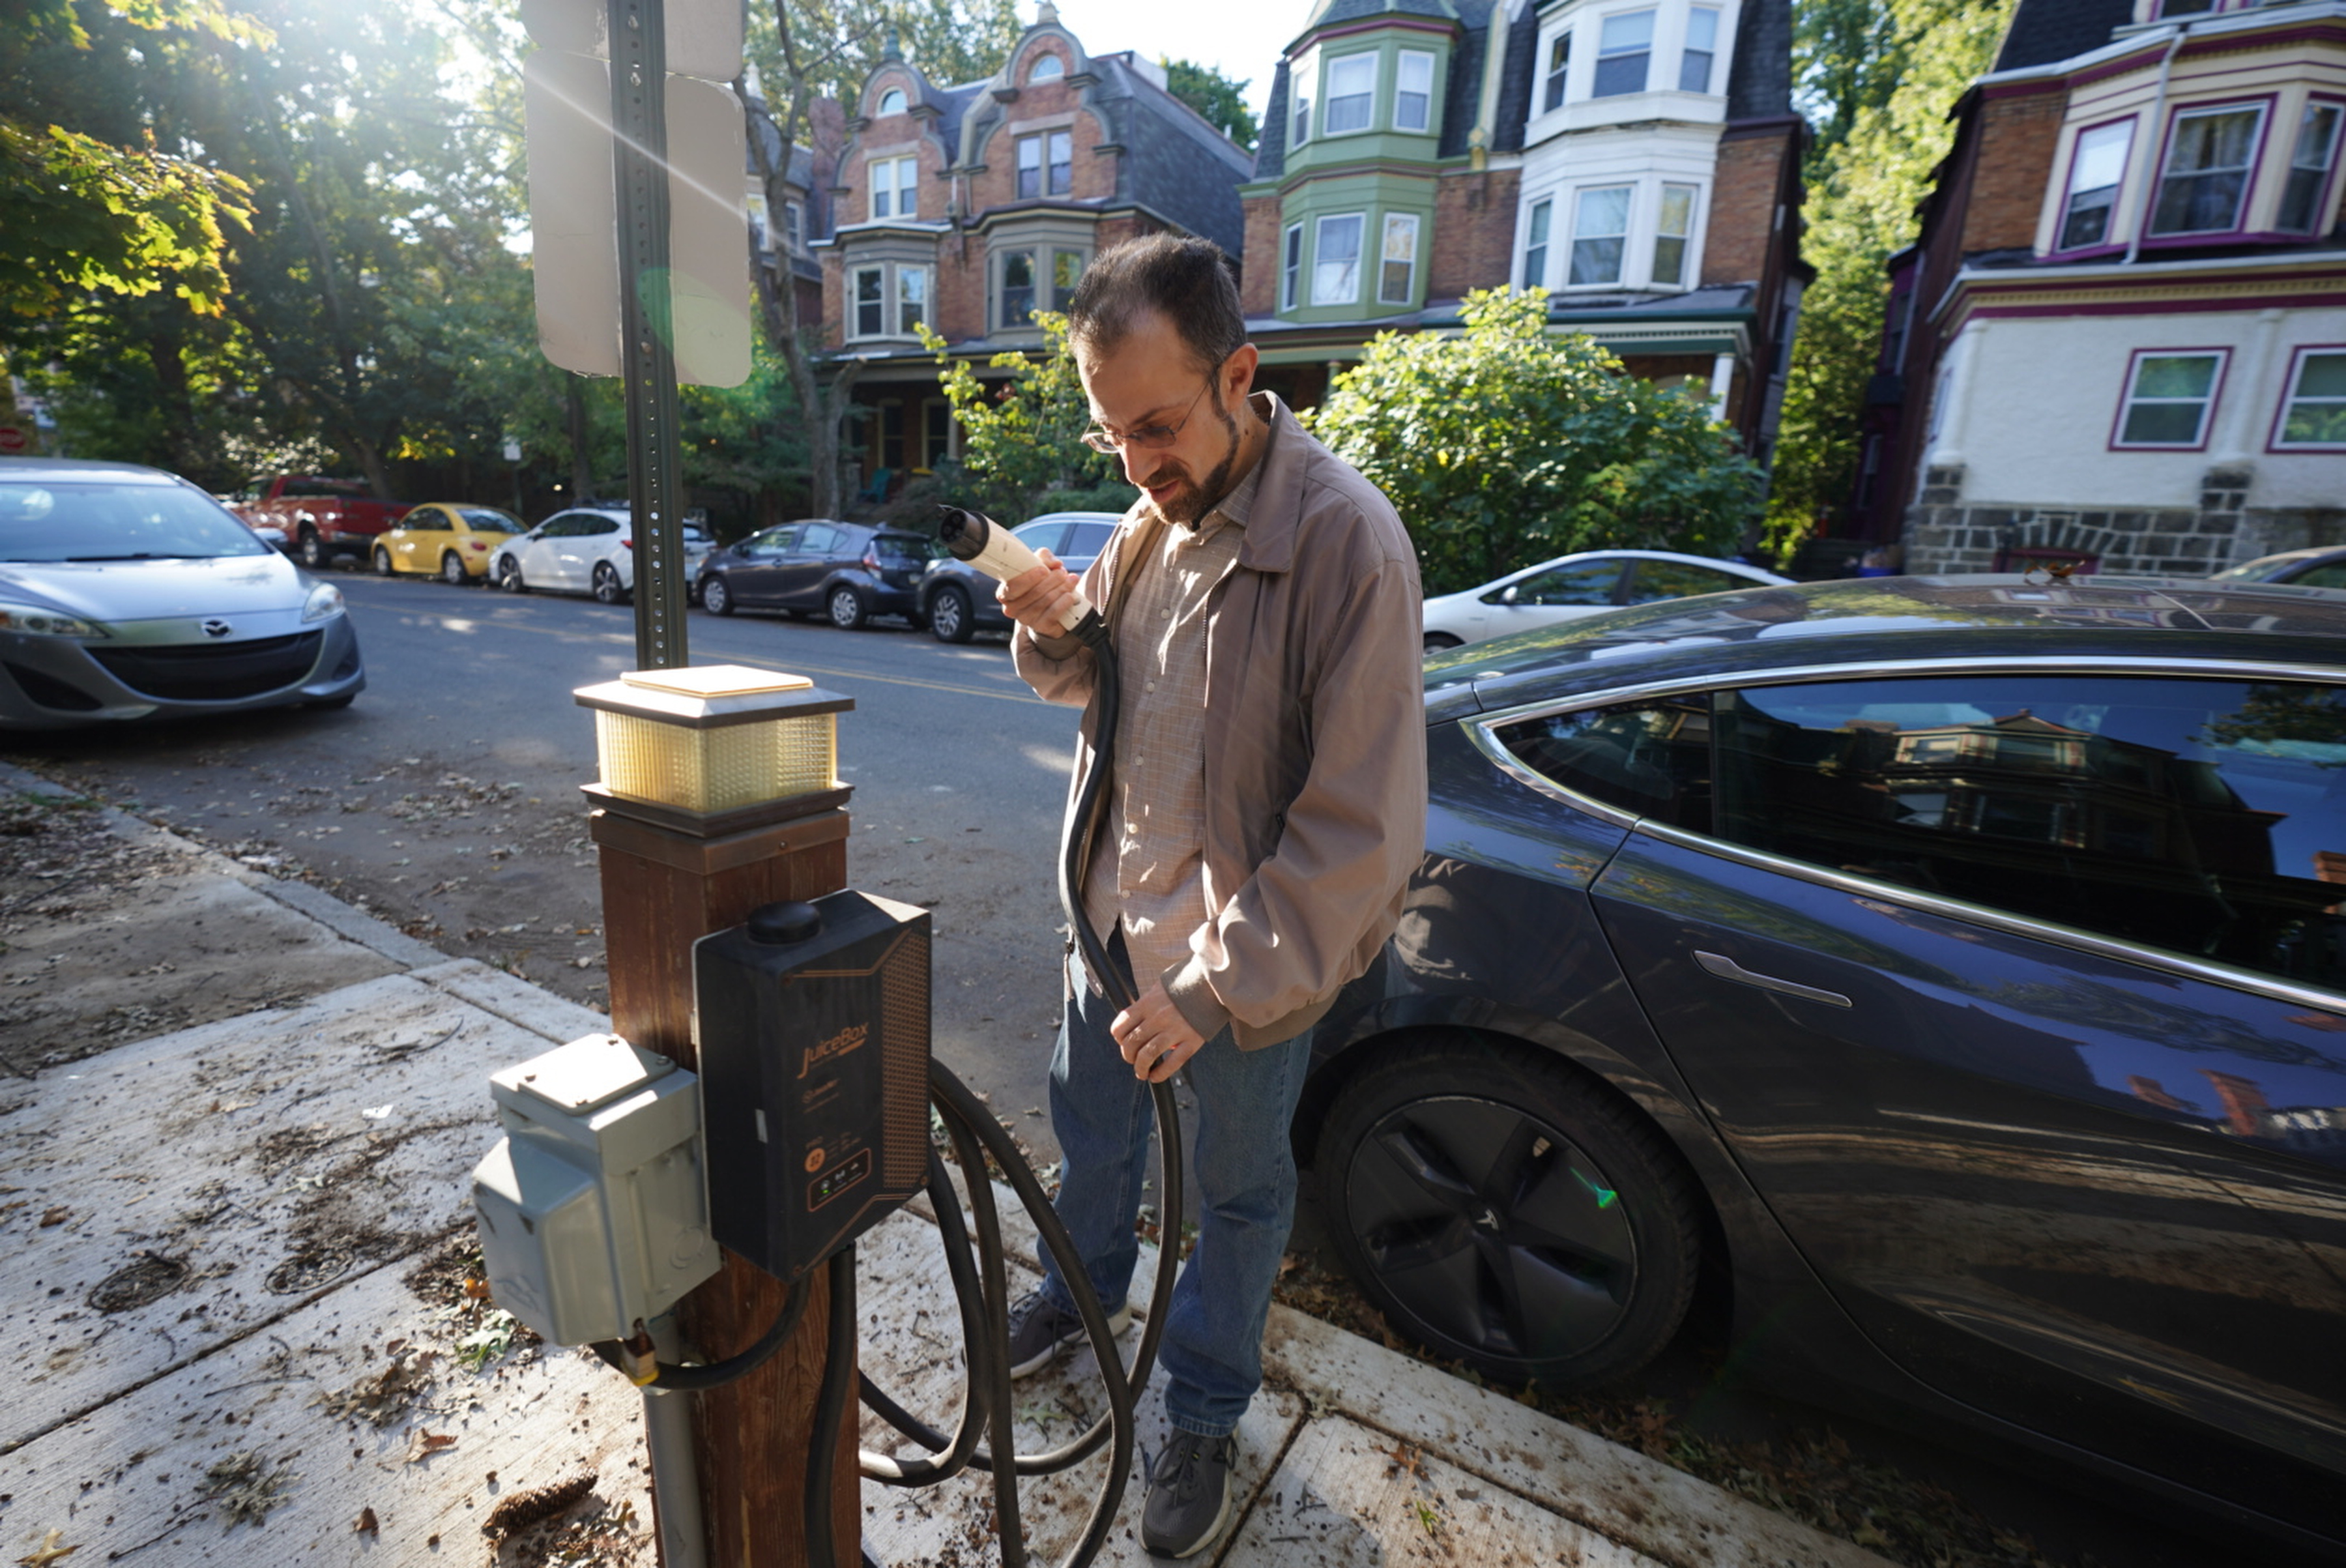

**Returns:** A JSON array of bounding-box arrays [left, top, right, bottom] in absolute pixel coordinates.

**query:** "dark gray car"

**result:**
[[0, 457, 364, 728], [1305, 575, 2346, 1558], [920, 511, 1120, 643], [697, 520, 934, 629]]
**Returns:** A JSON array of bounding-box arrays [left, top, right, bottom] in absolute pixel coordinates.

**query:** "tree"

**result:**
[[918, 312, 1127, 523], [1, 0, 263, 319], [1164, 59, 1257, 151], [1766, 0, 2014, 557], [1311, 287, 1763, 597]]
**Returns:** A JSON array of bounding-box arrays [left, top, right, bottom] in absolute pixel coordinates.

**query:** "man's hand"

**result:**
[[998, 547, 1082, 638], [1111, 983, 1207, 1083]]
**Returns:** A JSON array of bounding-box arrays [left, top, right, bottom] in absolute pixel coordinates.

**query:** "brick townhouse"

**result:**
[[1240, 0, 1807, 455], [1854, 0, 2346, 575], [812, 7, 1252, 492]]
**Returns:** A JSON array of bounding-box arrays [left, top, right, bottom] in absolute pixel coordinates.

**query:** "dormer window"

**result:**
[[2279, 103, 2343, 234], [1679, 7, 1718, 93], [1593, 10, 1654, 98], [1293, 88, 1312, 146], [1030, 53, 1064, 83], [2057, 120, 2134, 250], [2149, 104, 2262, 237], [1325, 54, 1376, 134], [878, 87, 907, 116], [1542, 34, 1570, 113], [1397, 50, 1434, 133]]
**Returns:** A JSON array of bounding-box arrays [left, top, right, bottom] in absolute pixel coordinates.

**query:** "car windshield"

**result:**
[[0, 481, 273, 562]]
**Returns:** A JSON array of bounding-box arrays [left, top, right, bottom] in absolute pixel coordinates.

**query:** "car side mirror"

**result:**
[[1501, 585, 1522, 605]]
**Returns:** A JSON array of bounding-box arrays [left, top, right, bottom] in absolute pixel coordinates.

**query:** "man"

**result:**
[[997, 235, 1425, 1558]]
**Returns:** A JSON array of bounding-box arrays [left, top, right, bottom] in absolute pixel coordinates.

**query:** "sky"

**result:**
[[1045, 0, 1311, 124]]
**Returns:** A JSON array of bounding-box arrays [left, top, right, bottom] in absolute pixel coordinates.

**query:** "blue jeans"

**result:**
[[1035, 932, 1313, 1438]]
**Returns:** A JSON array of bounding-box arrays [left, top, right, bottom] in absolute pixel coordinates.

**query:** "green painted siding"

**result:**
[[1274, 171, 1437, 323]]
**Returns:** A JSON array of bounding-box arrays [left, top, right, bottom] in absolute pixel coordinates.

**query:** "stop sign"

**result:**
[[0, 428, 27, 454]]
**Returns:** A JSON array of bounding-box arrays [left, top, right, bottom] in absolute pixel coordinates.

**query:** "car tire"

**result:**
[[1423, 632, 1464, 654], [440, 551, 469, 585], [592, 562, 628, 605], [929, 585, 974, 644], [300, 529, 330, 571], [701, 576, 734, 617], [498, 555, 527, 593], [1320, 1034, 1702, 1391], [373, 546, 396, 577], [827, 584, 867, 630]]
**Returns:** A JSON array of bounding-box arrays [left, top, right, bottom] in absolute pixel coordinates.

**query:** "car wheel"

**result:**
[[499, 555, 527, 593], [300, 529, 330, 570], [592, 562, 628, 605], [701, 575, 733, 617], [440, 551, 469, 585], [1423, 632, 1464, 654], [929, 585, 974, 644], [1320, 1034, 1701, 1390], [827, 585, 867, 630], [373, 546, 396, 577]]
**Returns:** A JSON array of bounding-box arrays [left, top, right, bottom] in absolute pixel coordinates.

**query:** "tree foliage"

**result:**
[[1164, 59, 1258, 151], [918, 312, 1129, 523], [1311, 288, 1762, 597], [1767, 0, 2014, 557]]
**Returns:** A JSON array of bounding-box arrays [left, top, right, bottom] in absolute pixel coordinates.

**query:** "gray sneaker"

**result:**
[[1141, 1430, 1238, 1559], [1004, 1288, 1131, 1378]]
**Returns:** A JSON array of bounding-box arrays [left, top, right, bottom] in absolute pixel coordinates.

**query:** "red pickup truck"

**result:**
[[226, 476, 411, 570]]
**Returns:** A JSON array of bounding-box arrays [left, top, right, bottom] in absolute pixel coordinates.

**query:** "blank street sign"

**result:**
[[518, 0, 742, 84]]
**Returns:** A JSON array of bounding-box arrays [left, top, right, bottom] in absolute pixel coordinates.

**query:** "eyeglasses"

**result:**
[[1080, 377, 1215, 454]]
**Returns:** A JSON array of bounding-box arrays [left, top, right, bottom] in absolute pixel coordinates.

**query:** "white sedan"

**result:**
[[493, 506, 712, 603], [1420, 549, 1793, 652]]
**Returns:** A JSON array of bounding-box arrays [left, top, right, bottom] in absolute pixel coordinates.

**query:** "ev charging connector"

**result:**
[[470, 1032, 719, 1372]]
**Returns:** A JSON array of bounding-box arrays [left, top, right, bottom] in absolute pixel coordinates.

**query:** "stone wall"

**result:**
[[1902, 463, 2346, 576]]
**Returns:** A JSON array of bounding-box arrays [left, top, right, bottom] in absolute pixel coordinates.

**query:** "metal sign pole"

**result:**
[[610, 0, 690, 671]]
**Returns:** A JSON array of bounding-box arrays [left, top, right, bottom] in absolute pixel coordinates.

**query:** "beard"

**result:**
[[1136, 395, 1243, 529]]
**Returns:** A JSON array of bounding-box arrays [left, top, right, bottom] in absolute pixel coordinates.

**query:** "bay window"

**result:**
[[1282, 223, 1303, 311], [2058, 121, 2134, 250], [1569, 185, 1632, 285], [2149, 104, 2262, 237], [1593, 10, 1653, 98], [848, 261, 930, 340], [1314, 213, 1363, 306], [1000, 252, 1035, 328], [2113, 350, 2226, 449], [1325, 54, 1376, 134], [1543, 33, 1570, 113], [854, 267, 884, 338], [2274, 347, 2346, 450], [897, 267, 927, 336], [1680, 7, 1718, 93], [1524, 198, 1552, 289], [1397, 50, 1434, 133], [1653, 183, 1696, 285], [2278, 102, 2343, 235], [1380, 213, 1419, 304], [1052, 250, 1082, 312]]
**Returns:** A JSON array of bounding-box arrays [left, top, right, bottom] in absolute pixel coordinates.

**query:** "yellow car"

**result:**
[[370, 504, 520, 584]]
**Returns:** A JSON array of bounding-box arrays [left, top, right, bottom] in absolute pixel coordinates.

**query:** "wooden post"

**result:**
[[594, 799, 862, 1566]]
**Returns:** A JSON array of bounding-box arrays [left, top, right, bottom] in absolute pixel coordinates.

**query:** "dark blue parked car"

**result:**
[[696, 520, 934, 629], [1305, 575, 2346, 1558]]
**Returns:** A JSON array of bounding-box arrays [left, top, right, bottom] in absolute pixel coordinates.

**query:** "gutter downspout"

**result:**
[[2123, 29, 2187, 266]]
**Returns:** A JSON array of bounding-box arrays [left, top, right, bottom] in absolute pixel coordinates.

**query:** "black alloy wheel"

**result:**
[[440, 551, 469, 585], [300, 529, 330, 570], [498, 555, 527, 593], [929, 584, 974, 643], [1423, 632, 1464, 654], [827, 584, 867, 630], [373, 546, 396, 576], [701, 575, 734, 616], [592, 562, 628, 604], [1320, 1036, 1701, 1389]]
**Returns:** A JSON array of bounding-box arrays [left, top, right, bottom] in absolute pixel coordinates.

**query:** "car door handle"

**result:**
[[1693, 951, 1853, 1009]]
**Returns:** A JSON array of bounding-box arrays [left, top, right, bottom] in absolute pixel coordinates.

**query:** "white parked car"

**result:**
[[1419, 549, 1793, 652], [493, 506, 714, 603]]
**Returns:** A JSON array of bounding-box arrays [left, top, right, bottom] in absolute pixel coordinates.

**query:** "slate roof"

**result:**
[[1437, 0, 1496, 158], [1491, 0, 1538, 154], [1996, 0, 2135, 72], [1257, 58, 1292, 179], [1723, 0, 1792, 120]]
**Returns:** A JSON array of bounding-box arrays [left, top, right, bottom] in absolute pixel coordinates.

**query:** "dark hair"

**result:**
[[1065, 235, 1246, 377]]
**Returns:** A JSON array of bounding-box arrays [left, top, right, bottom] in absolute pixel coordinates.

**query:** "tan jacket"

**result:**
[[1013, 394, 1426, 1049]]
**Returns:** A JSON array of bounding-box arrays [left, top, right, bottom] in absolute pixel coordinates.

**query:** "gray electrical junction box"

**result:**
[[471, 1032, 719, 1346]]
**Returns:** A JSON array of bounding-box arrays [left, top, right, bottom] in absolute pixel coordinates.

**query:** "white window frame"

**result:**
[[1395, 50, 1434, 133], [852, 265, 886, 338], [1524, 197, 1552, 289], [1568, 184, 1633, 286], [784, 199, 804, 252], [1592, 9, 1655, 99], [2278, 100, 2343, 235], [1379, 212, 1420, 304], [1312, 212, 1363, 306], [870, 155, 918, 222], [998, 249, 1038, 330], [2111, 348, 2229, 450], [2270, 345, 2346, 452], [1542, 31, 1570, 113], [897, 265, 929, 338], [1282, 222, 1303, 312], [1029, 53, 1064, 84], [1679, 7, 1718, 94], [2056, 119, 2135, 252], [1324, 53, 1377, 136], [1653, 182, 1698, 287], [2147, 102, 2265, 239]]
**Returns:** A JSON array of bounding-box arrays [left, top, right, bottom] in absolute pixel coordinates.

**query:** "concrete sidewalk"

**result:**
[[0, 770, 1890, 1568]]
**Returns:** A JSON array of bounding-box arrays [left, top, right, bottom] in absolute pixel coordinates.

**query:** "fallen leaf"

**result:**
[[405, 1429, 457, 1465], [355, 1507, 379, 1535], [16, 1528, 78, 1566], [38, 1207, 67, 1228]]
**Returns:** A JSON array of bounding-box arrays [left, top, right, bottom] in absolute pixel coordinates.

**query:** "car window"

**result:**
[[1488, 560, 1621, 607], [1065, 522, 1116, 558], [1711, 675, 2346, 990], [681, 524, 710, 546], [405, 508, 446, 531], [747, 526, 796, 555], [875, 532, 936, 561], [2293, 563, 2346, 590], [0, 480, 272, 562], [1626, 560, 1749, 604], [1494, 695, 1711, 829], [586, 516, 622, 536], [460, 508, 516, 532], [798, 524, 842, 555], [1015, 520, 1070, 556]]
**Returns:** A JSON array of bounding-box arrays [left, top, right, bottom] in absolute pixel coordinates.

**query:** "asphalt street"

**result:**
[[0, 566, 1090, 1161]]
